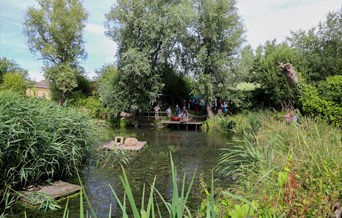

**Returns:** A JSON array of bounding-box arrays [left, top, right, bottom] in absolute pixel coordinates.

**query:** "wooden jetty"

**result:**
[[19, 181, 81, 206], [161, 120, 203, 131]]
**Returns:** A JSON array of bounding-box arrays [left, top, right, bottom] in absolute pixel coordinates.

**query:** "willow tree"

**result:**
[[23, 0, 88, 104], [187, 0, 244, 117], [104, 0, 194, 114]]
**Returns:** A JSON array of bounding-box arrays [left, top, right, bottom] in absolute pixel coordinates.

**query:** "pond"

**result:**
[[15, 128, 234, 217]]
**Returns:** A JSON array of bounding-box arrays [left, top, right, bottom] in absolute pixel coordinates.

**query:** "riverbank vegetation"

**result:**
[[215, 111, 341, 217], [1, 0, 341, 216], [0, 90, 95, 213]]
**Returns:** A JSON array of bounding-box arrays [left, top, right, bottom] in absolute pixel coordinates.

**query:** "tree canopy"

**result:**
[[103, 0, 244, 116], [23, 0, 88, 104], [0, 58, 28, 84]]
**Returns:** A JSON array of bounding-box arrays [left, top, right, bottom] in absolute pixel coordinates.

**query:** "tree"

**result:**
[[0, 58, 28, 83], [0, 73, 28, 95], [251, 41, 305, 109], [288, 9, 342, 82], [23, 0, 88, 104], [186, 0, 244, 117], [105, 0, 194, 114]]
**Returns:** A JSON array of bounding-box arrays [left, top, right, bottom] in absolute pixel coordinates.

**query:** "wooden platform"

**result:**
[[161, 120, 203, 131], [100, 140, 147, 151], [19, 181, 81, 206]]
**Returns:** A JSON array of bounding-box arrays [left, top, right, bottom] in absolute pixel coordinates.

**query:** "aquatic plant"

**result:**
[[216, 112, 342, 217], [0, 90, 95, 214]]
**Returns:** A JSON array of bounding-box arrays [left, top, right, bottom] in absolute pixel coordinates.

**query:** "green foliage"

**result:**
[[216, 111, 342, 217], [202, 111, 262, 134], [105, 0, 244, 114], [0, 73, 28, 95], [45, 63, 79, 101], [300, 75, 342, 127], [98, 49, 163, 116], [190, 0, 245, 103], [0, 58, 28, 83], [23, 0, 88, 104], [161, 67, 190, 105], [251, 41, 304, 108], [105, 0, 192, 113], [202, 115, 233, 133], [0, 90, 94, 190], [108, 154, 195, 218], [288, 10, 342, 82], [76, 97, 109, 120]]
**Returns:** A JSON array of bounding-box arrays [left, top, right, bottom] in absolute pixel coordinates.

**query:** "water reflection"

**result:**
[[22, 128, 233, 217]]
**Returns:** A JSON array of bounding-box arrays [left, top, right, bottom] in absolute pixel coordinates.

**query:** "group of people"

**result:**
[[154, 104, 188, 121], [284, 109, 300, 125]]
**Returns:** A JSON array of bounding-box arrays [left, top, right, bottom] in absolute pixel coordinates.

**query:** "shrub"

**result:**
[[0, 90, 95, 190], [300, 75, 342, 127], [0, 72, 27, 94], [216, 112, 342, 217], [76, 96, 110, 120]]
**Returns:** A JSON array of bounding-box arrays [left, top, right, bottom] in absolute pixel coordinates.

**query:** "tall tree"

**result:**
[[187, 0, 244, 117], [251, 41, 305, 109], [105, 0, 194, 114], [288, 9, 342, 82], [23, 0, 88, 104]]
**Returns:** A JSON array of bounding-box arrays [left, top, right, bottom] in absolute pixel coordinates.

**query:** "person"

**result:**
[[154, 104, 160, 119], [181, 106, 188, 122], [284, 110, 292, 125], [222, 101, 227, 113], [293, 109, 300, 123], [166, 107, 172, 118], [175, 104, 180, 117]]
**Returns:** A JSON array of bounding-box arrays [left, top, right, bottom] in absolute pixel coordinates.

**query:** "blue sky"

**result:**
[[0, 0, 341, 81]]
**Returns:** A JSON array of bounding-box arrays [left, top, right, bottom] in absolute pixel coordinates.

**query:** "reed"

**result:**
[[216, 112, 342, 217], [0, 90, 95, 212]]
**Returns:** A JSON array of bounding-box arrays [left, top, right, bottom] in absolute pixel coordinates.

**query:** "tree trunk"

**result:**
[[59, 94, 65, 105], [206, 102, 215, 118]]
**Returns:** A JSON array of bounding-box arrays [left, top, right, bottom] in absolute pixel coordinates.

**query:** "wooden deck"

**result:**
[[161, 120, 203, 131], [19, 181, 81, 206]]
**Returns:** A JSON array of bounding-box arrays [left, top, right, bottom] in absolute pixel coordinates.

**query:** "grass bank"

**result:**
[[216, 111, 342, 217]]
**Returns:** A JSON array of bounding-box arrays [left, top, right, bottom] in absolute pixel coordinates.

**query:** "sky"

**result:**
[[0, 0, 341, 81]]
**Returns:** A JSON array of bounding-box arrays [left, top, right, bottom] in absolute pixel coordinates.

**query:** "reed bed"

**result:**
[[217, 112, 342, 217], [0, 90, 95, 212]]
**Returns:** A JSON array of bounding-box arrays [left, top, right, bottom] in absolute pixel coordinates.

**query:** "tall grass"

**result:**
[[217, 111, 342, 217], [0, 90, 95, 214], [61, 154, 212, 218], [202, 111, 263, 134]]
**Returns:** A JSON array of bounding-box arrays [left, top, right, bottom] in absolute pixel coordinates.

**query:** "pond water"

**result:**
[[15, 128, 234, 217]]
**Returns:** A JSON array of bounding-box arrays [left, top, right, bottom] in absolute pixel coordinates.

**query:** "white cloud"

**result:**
[[238, 0, 341, 48], [85, 23, 105, 34]]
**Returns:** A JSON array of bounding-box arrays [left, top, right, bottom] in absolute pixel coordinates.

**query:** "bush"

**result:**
[[76, 96, 110, 120], [202, 111, 263, 134], [0, 72, 27, 94], [300, 75, 342, 127], [0, 91, 95, 190], [216, 112, 342, 217]]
